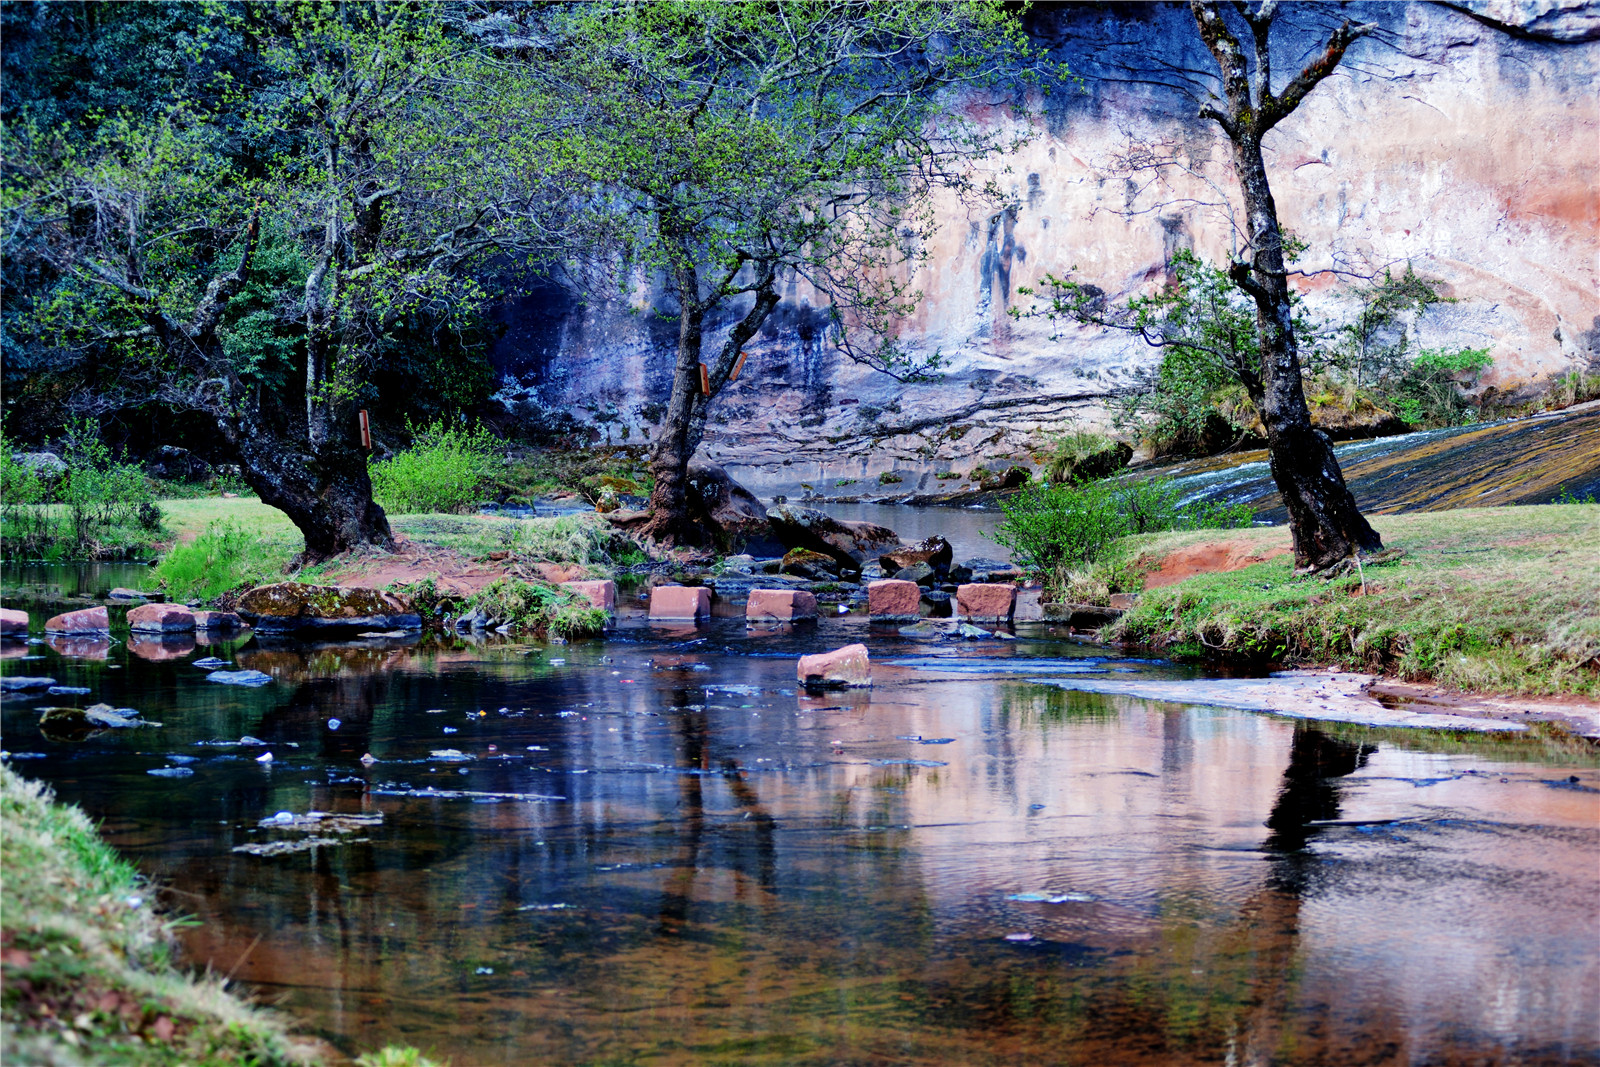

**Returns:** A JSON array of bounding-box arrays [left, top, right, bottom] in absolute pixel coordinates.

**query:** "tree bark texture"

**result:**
[[641, 257, 780, 547], [1190, 1, 1382, 571]]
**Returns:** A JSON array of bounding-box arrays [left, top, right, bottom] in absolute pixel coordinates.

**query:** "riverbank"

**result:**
[[1099, 504, 1600, 705], [0, 764, 441, 1066]]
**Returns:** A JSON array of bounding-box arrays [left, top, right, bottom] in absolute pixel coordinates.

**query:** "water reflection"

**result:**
[[1, 620, 1594, 1064]]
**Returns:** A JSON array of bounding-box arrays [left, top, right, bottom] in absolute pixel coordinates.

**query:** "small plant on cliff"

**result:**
[[1391, 347, 1493, 427], [370, 419, 499, 515], [996, 476, 1251, 597]]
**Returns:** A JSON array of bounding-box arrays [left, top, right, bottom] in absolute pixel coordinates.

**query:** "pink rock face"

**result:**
[[648, 585, 711, 620], [191, 610, 245, 631], [956, 583, 1017, 622], [45, 606, 110, 634], [128, 634, 197, 662], [0, 608, 27, 636], [127, 603, 196, 633], [746, 589, 818, 622], [797, 643, 871, 688], [562, 580, 617, 613], [867, 579, 922, 620]]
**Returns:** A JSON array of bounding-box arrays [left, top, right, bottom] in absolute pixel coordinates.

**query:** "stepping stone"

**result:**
[[648, 585, 710, 621], [868, 579, 921, 622], [128, 603, 196, 633], [746, 589, 818, 623], [955, 583, 1016, 624]]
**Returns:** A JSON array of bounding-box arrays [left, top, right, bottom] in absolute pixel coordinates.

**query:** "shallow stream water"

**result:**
[[2, 580, 1597, 1065]]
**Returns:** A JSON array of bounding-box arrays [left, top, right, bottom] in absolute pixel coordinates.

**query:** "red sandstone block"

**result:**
[[562, 579, 617, 613], [648, 585, 710, 620], [867, 579, 922, 620], [955, 583, 1016, 622], [746, 589, 818, 622], [797, 643, 871, 687], [45, 606, 110, 634], [128, 602, 196, 633], [1013, 586, 1044, 622], [0, 608, 27, 636]]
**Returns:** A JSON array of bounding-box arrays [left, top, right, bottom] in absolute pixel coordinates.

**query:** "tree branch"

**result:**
[[1259, 19, 1375, 133]]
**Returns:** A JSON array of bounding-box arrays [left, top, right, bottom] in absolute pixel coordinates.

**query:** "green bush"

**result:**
[[154, 519, 293, 601], [370, 419, 499, 515], [995, 476, 1252, 594], [464, 578, 609, 639], [1, 421, 160, 559]]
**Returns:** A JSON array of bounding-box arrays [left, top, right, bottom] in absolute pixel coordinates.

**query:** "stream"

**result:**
[[2, 577, 1597, 1065]]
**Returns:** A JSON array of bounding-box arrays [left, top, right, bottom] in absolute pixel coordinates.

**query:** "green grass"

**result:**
[[1108, 505, 1600, 695]]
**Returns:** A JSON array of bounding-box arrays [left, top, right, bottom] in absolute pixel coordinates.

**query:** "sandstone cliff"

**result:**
[[492, 1, 1599, 498]]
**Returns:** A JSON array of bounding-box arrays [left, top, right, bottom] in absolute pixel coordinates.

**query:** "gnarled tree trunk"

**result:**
[[640, 258, 780, 547], [1191, 0, 1382, 571]]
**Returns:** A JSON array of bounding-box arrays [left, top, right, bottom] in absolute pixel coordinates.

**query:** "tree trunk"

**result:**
[[223, 408, 393, 564], [1228, 137, 1381, 571], [640, 262, 781, 548], [1190, 0, 1382, 572], [639, 292, 709, 546]]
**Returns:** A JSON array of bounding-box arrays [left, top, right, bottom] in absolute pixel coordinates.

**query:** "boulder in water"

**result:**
[[687, 459, 778, 551], [797, 643, 871, 688], [880, 536, 953, 577], [766, 505, 900, 569], [780, 548, 842, 580], [128, 603, 196, 633], [0, 608, 27, 637], [44, 606, 109, 635], [236, 583, 420, 635]]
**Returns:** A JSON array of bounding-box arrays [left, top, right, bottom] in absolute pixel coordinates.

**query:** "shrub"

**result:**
[[155, 519, 293, 601], [995, 476, 1252, 594], [464, 578, 608, 639], [370, 419, 499, 515]]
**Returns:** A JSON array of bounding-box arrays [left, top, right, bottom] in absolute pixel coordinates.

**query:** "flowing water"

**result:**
[[2, 586, 1597, 1065]]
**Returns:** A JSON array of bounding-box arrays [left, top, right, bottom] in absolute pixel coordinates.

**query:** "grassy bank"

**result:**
[[0, 765, 442, 1066], [0, 763, 311, 1065], [1104, 505, 1600, 696]]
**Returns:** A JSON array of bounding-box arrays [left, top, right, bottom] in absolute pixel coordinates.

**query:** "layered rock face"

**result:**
[[496, 1, 1598, 497]]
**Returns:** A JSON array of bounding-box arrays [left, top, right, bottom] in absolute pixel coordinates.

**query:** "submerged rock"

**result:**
[[0, 676, 55, 691], [237, 582, 420, 635], [39, 703, 160, 741], [206, 669, 273, 687]]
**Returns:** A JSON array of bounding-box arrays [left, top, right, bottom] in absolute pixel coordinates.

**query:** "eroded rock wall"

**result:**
[[494, 1, 1599, 498]]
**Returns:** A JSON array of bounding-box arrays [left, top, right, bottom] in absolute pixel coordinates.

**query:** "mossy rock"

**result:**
[[237, 583, 421, 635]]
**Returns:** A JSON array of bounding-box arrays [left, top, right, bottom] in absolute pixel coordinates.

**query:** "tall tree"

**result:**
[[3, 3, 566, 560], [530, 1, 1046, 545], [1186, 0, 1382, 570]]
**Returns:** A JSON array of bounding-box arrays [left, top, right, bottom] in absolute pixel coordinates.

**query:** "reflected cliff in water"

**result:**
[[3, 619, 1595, 1064]]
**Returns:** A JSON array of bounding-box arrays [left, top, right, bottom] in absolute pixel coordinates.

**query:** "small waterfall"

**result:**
[[1145, 404, 1600, 521]]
